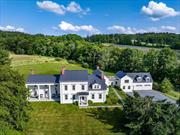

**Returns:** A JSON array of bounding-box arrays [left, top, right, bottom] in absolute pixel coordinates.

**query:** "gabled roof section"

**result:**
[[126, 72, 153, 83], [116, 71, 153, 83], [88, 74, 107, 90], [116, 71, 126, 79], [93, 69, 102, 78], [27, 74, 60, 84], [60, 70, 88, 82]]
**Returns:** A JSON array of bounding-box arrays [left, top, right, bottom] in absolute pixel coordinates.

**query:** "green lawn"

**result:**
[[24, 102, 124, 135], [10, 54, 114, 78]]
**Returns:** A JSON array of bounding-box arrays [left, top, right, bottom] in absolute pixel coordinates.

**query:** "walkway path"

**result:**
[[79, 105, 122, 109], [112, 88, 124, 105]]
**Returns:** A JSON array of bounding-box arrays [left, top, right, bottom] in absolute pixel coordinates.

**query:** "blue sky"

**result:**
[[0, 0, 179, 36]]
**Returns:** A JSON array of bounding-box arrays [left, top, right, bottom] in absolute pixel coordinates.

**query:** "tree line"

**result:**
[[0, 50, 30, 134], [86, 33, 180, 49], [0, 31, 179, 89]]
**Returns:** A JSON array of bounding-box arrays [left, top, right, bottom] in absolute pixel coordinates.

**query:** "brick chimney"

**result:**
[[100, 72, 104, 80], [61, 67, 65, 75]]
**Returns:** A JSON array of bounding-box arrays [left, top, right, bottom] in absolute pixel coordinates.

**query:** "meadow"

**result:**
[[10, 54, 114, 78]]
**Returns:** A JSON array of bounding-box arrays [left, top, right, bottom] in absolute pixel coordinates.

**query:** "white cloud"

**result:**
[[107, 25, 147, 34], [0, 25, 25, 32], [37, 1, 65, 15], [67, 1, 90, 14], [107, 25, 177, 34], [58, 21, 100, 34], [161, 25, 176, 31], [37, 1, 89, 15], [141, 1, 180, 21]]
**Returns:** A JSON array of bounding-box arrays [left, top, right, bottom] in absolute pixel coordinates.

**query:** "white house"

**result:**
[[26, 67, 109, 106], [114, 71, 153, 92]]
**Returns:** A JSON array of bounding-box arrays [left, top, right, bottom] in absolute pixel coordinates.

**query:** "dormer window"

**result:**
[[145, 77, 150, 82], [136, 76, 142, 82], [92, 84, 101, 89]]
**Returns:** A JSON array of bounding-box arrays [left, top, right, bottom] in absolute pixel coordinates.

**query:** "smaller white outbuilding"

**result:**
[[114, 71, 153, 92]]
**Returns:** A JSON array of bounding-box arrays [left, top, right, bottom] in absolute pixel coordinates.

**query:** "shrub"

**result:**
[[68, 60, 76, 64], [160, 78, 174, 93], [73, 101, 78, 106], [82, 62, 89, 68], [88, 100, 93, 105], [55, 58, 62, 61]]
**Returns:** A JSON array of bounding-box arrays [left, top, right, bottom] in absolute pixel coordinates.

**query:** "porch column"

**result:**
[[49, 85, 51, 100], [78, 96, 81, 106], [37, 85, 40, 100]]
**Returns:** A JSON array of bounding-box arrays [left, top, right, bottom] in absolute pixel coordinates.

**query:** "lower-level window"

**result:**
[[123, 86, 125, 89], [99, 94, 102, 99], [91, 94, 95, 99], [128, 86, 131, 89], [65, 95, 68, 100], [72, 95, 76, 100]]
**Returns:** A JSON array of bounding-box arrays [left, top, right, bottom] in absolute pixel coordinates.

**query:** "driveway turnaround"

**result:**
[[126, 90, 176, 104]]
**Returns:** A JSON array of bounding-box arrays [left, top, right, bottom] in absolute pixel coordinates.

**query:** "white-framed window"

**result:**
[[145, 84, 150, 86], [82, 85, 85, 90], [99, 94, 102, 99], [72, 95, 76, 100], [64, 85, 68, 90], [72, 85, 75, 90], [91, 94, 95, 99], [128, 86, 131, 89], [145, 77, 150, 82], [65, 95, 68, 100], [124, 80, 129, 83], [123, 86, 125, 89]]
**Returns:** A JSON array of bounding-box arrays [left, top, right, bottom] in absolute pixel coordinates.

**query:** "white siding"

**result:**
[[88, 91, 106, 103], [60, 81, 88, 104], [120, 75, 133, 92]]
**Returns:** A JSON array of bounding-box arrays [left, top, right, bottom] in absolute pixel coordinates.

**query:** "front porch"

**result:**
[[26, 84, 60, 101], [77, 92, 89, 106]]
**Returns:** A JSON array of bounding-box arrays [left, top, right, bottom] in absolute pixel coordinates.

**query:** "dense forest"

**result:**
[[86, 33, 180, 49], [0, 31, 179, 89]]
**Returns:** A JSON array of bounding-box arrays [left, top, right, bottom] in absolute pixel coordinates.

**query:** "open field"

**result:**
[[24, 102, 124, 135], [103, 43, 180, 61], [10, 54, 114, 78]]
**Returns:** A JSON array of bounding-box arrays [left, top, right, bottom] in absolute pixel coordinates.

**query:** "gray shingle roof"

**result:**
[[60, 70, 88, 82], [116, 71, 153, 83], [127, 72, 152, 83], [27, 74, 60, 84], [88, 74, 107, 90]]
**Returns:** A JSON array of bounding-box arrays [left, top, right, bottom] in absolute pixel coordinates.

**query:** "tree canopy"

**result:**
[[122, 93, 180, 135], [0, 50, 30, 134]]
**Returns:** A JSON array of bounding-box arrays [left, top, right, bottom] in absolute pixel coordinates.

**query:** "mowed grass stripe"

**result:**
[[25, 102, 122, 135]]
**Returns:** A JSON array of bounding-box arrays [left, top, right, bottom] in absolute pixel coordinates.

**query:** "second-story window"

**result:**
[[72, 85, 75, 90], [65, 85, 68, 90], [82, 85, 85, 90], [125, 80, 129, 83]]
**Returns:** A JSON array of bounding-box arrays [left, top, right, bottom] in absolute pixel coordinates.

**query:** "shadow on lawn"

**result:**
[[86, 107, 126, 133]]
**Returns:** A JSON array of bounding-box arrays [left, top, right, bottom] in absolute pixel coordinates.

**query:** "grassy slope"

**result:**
[[10, 54, 114, 78], [25, 102, 124, 135]]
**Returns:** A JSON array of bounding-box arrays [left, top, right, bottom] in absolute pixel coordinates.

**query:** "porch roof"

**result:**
[[77, 92, 89, 95], [27, 74, 60, 84]]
